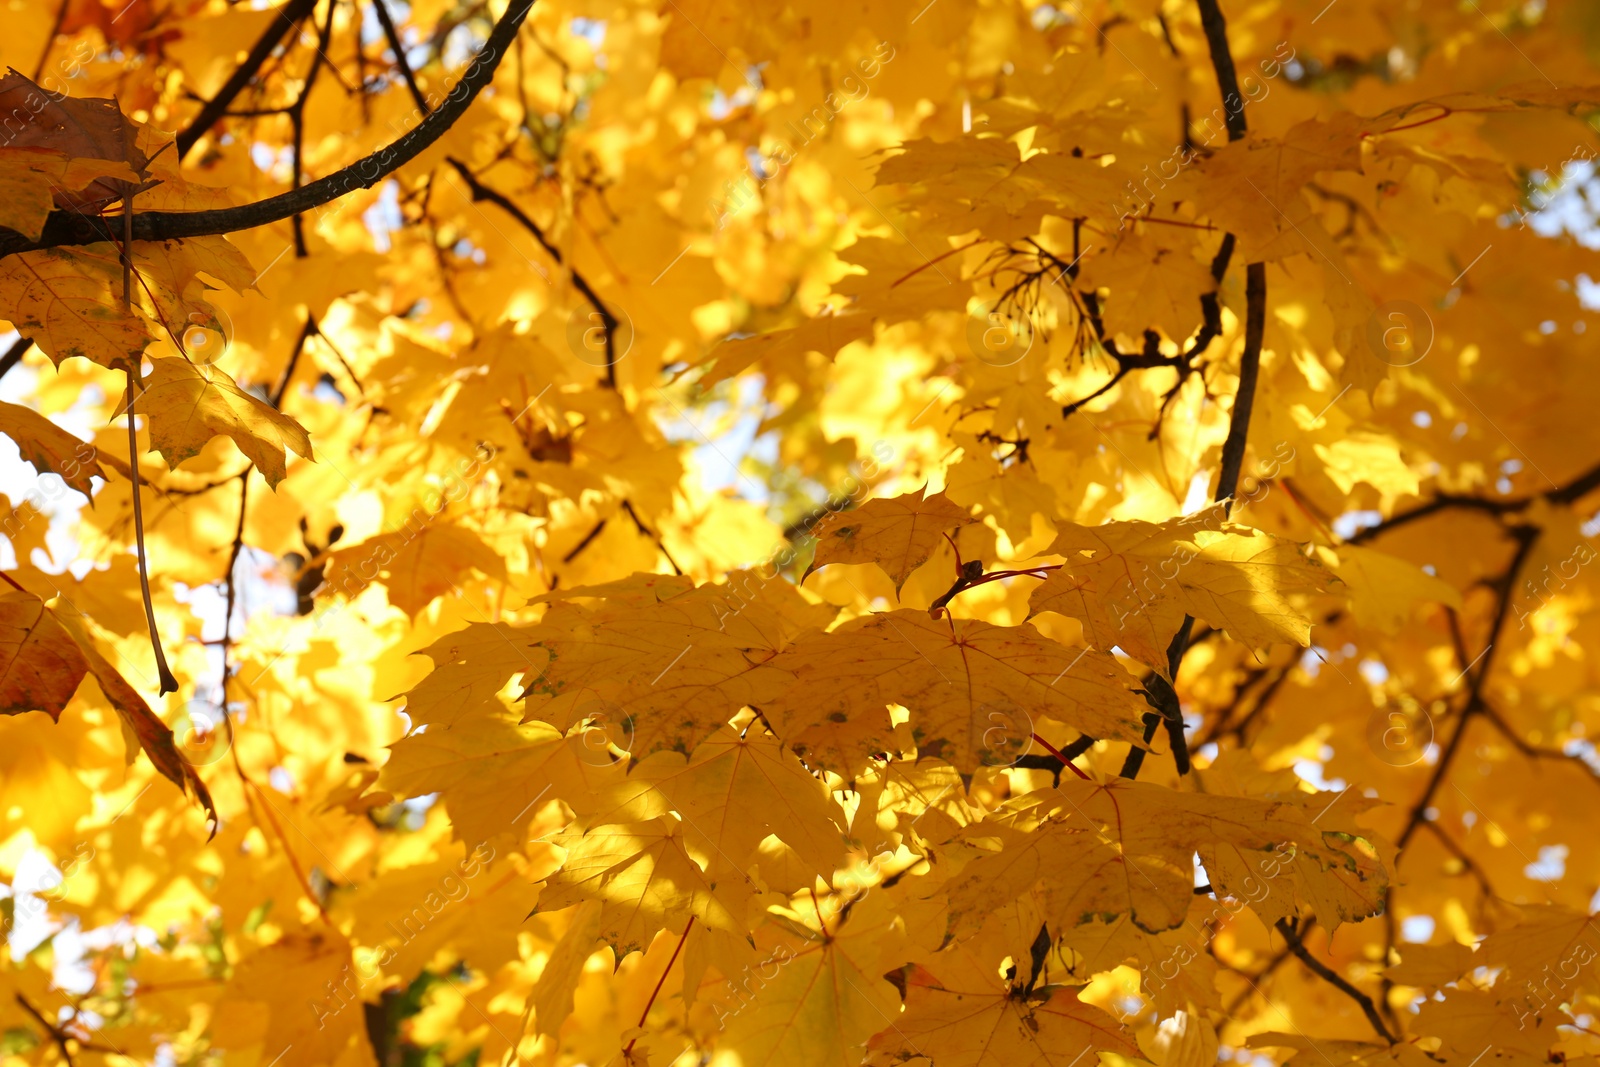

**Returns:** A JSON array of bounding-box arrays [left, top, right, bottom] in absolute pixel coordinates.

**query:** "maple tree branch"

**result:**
[[1119, 0, 1267, 782], [1215, 267, 1266, 507], [0, 335, 31, 383], [1396, 526, 1538, 851], [443, 156, 623, 388], [373, 0, 432, 114], [1060, 365, 1132, 417], [1221, 936, 1298, 1016], [15, 993, 78, 1067], [561, 516, 609, 564], [1193, 0, 1249, 141], [1421, 819, 1497, 899], [1189, 0, 1263, 512], [283, 2, 341, 257], [1479, 701, 1600, 786], [220, 475, 250, 695], [1349, 455, 1600, 545], [175, 0, 320, 159], [1015, 734, 1098, 781], [1376, 538, 1536, 1029], [32, 0, 70, 83], [622, 499, 684, 576], [0, 0, 536, 261], [213, 318, 315, 706], [1197, 660, 1289, 747], [1027, 732, 1092, 780], [1274, 919, 1397, 1043]]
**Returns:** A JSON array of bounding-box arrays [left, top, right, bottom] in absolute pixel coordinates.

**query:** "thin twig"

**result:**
[[175, 0, 320, 158], [443, 156, 623, 387], [1274, 919, 1397, 1043], [373, 0, 431, 113]]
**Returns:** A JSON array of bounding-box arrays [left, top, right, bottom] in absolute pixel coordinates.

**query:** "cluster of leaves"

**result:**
[[1, 0, 1600, 1065]]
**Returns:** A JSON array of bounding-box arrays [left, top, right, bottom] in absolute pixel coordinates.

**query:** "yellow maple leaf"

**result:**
[[0, 399, 104, 495], [864, 964, 1138, 1067], [138, 356, 313, 487], [0, 245, 154, 368], [1030, 507, 1333, 677], [1082, 233, 1216, 344], [325, 522, 508, 616], [380, 716, 620, 846], [710, 899, 905, 1067], [589, 722, 847, 879], [538, 818, 746, 957], [217, 930, 373, 1066], [805, 488, 974, 592], [767, 610, 1149, 770]]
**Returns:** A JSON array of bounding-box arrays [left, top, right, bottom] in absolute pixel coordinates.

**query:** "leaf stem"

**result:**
[[124, 367, 178, 695], [624, 918, 693, 1054], [1028, 733, 1091, 780], [118, 189, 178, 695]]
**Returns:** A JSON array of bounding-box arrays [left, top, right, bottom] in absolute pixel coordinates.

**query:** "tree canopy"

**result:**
[[2, 0, 1600, 1064]]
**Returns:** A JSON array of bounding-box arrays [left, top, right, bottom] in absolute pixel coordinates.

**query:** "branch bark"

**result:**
[[0, 0, 537, 261]]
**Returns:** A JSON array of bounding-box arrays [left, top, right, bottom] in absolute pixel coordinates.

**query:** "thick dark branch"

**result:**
[[175, 0, 320, 159], [1119, 619, 1194, 779], [1194, 0, 1250, 140], [0, 0, 535, 261], [1180, 232, 1236, 361], [1274, 919, 1397, 1044], [1550, 460, 1600, 504], [1214, 261, 1266, 506]]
